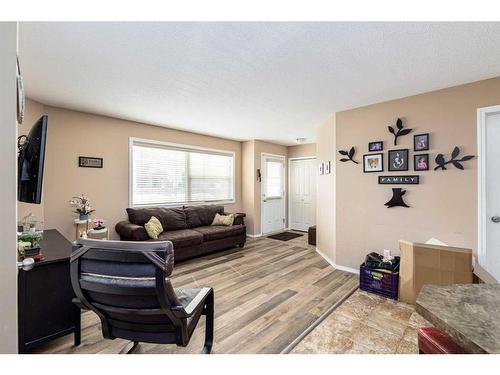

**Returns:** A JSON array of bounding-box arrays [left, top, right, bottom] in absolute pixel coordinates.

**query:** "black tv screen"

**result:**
[[18, 115, 48, 204]]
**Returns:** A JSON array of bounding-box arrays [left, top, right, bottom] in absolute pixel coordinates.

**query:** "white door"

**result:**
[[290, 158, 316, 231], [261, 155, 285, 235], [479, 107, 500, 281]]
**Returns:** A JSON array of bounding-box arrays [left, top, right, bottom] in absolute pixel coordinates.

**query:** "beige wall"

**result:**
[[288, 143, 316, 159], [320, 76, 500, 270], [17, 99, 45, 224], [19, 101, 300, 240], [316, 116, 336, 262], [0, 22, 18, 353], [29, 105, 242, 241]]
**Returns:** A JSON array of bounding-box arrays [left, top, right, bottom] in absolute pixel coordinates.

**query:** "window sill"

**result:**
[[130, 200, 236, 209]]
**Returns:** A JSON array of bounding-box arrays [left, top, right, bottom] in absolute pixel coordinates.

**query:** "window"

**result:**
[[130, 139, 235, 207], [265, 160, 283, 198]]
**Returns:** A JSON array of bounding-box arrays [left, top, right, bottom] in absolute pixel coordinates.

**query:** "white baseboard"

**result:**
[[246, 233, 262, 238], [315, 247, 360, 275]]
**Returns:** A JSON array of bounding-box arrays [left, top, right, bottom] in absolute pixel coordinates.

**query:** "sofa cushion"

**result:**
[[192, 225, 245, 242], [126, 207, 186, 231], [158, 229, 203, 248], [184, 205, 224, 228], [144, 216, 163, 239]]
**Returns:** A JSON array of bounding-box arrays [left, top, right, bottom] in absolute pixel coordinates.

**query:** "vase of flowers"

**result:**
[[69, 194, 95, 221]]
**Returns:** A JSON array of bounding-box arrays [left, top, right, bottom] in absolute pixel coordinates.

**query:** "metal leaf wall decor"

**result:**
[[388, 118, 412, 146], [434, 146, 475, 170], [338, 146, 359, 164]]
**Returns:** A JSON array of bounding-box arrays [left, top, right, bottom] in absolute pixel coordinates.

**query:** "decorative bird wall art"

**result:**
[[434, 146, 475, 170]]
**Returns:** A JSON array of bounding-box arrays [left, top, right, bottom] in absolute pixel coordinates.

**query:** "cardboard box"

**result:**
[[398, 240, 473, 304]]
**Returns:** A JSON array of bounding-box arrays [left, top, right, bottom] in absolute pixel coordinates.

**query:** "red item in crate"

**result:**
[[359, 263, 399, 300]]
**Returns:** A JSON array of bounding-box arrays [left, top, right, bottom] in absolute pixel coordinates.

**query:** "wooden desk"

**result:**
[[416, 284, 500, 354], [18, 229, 81, 353]]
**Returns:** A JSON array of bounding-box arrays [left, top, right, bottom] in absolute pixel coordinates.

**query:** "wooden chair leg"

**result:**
[[202, 290, 214, 354]]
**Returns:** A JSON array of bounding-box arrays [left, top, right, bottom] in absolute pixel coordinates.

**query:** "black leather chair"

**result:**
[[70, 238, 214, 353]]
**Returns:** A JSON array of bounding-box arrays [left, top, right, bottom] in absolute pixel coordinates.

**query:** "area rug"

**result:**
[[267, 232, 303, 241]]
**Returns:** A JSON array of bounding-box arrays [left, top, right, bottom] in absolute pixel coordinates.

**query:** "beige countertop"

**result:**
[[416, 284, 500, 354]]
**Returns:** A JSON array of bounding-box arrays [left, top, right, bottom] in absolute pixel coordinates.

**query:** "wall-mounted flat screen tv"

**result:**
[[18, 115, 48, 204]]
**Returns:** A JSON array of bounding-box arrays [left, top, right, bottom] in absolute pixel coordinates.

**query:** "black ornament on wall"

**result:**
[[388, 118, 412, 146], [384, 188, 410, 208], [338, 146, 359, 164], [434, 147, 475, 170]]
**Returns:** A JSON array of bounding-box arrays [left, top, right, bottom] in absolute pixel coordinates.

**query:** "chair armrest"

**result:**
[[224, 212, 246, 225], [171, 287, 213, 318], [115, 221, 149, 241]]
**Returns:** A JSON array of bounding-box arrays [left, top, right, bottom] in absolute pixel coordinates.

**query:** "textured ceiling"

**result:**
[[19, 22, 500, 145]]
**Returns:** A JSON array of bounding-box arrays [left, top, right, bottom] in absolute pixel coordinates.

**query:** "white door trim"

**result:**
[[477, 105, 500, 271], [260, 152, 286, 235], [288, 156, 316, 232]]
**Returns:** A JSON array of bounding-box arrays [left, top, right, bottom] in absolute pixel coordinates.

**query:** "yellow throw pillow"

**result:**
[[144, 216, 163, 239], [211, 213, 234, 226]]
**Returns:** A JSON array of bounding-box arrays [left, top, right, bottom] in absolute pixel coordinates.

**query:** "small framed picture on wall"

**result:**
[[319, 162, 324, 175], [368, 141, 383, 152], [414, 133, 429, 151], [414, 154, 429, 171], [363, 153, 384, 173], [388, 149, 409, 171]]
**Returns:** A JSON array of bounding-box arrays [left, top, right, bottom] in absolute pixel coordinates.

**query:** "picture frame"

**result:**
[[324, 161, 331, 174], [78, 156, 103, 168], [414, 153, 429, 171], [388, 149, 409, 171], [413, 133, 429, 151], [319, 162, 324, 175], [363, 153, 384, 173], [368, 141, 383, 152]]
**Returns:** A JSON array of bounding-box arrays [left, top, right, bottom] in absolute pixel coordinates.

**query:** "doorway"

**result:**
[[478, 105, 500, 282], [289, 157, 316, 231], [261, 153, 286, 235]]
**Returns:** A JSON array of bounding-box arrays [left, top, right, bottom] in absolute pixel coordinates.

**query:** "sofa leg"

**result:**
[[237, 242, 245, 248]]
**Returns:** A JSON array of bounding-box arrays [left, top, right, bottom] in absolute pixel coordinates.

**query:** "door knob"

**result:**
[[492, 216, 500, 223], [17, 257, 35, 271]]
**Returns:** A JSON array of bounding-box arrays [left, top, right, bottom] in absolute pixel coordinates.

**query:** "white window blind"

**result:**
[[131, 140, 234, 207]]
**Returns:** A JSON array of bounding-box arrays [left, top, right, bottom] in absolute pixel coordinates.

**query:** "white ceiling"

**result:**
[[19, 22, 500, 146]]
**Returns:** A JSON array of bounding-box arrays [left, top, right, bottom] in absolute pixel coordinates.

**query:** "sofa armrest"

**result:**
[[115, 221, 149, 241], [225, 212, 246, 226]]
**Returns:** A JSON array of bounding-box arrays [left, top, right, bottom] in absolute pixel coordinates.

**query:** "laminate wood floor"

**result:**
[[33, 234, 358, 354]]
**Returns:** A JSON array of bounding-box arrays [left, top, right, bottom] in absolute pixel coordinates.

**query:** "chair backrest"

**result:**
[[70, 238, 187, 344]]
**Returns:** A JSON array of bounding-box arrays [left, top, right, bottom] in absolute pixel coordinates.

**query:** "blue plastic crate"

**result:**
[[359, 263, 399, 300]]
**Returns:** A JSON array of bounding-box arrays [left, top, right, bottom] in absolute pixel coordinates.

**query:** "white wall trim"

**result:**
[[477, 105, 500, 275], [246, 233, 262, 238], [288, 156, 316, 232], [315, 247, 360, 275], [260, 152, 286, 235]]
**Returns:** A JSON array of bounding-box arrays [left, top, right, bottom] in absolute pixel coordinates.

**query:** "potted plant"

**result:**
[[69, 194, 95, 221]]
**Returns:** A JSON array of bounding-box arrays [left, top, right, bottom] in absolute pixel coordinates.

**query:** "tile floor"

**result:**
[[292, 289, 432, 354]]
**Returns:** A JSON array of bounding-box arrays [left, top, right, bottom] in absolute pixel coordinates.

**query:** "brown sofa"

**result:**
[[115, 205, 246, 262]]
